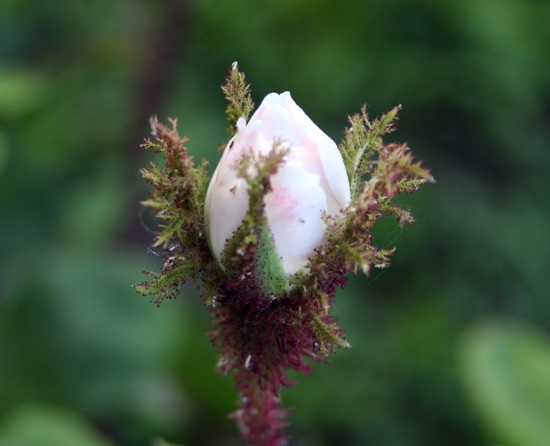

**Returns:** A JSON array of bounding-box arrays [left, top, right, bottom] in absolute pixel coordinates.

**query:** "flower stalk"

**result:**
[[134, 64, 433, 445]]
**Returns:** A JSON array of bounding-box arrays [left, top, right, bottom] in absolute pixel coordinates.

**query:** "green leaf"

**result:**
[[459, 320, 550, 446], [0, 68, 50, 118], [0, 405, 116, 446]]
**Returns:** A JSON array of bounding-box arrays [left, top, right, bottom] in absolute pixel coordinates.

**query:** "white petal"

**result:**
[[316, 137, 351, 212], [205, 168, 249, 262], [254, 92, 281, 110], [256, 104, 294, 144], [205, 126, 251, 261], [278, 92, 351, 212], [265, 160, 328, 275]]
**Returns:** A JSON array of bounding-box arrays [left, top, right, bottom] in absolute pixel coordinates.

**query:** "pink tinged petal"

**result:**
[[278, 92, 351, 212], [252, 92, 281, 111], [316, 137, 351, 212], [278, 92, 329, 146], [252, 104, 298, 147], [265, 160, 328, 275], [263, 105, 294, 141]]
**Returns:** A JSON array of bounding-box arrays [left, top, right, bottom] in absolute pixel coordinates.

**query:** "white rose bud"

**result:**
[[205, 92, 351, 276]]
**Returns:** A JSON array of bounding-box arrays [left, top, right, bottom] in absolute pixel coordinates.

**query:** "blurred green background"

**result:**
[[1, 0, 549, 445]]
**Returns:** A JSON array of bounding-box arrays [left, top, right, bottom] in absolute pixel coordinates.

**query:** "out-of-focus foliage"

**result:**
[[1, 0, 549, 445], [0, 405, 116, 446], [460, 320, 550, 446]]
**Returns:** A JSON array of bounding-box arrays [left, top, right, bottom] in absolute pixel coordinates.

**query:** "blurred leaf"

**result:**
[[0, 246, 190, 441], [0, 405, 115, 446], [0, 68, 49, 118], [0, 128, 7, 173], [152, 438, 185, 446], [61, 165, 127, 249], [459, 320, 550, 446]]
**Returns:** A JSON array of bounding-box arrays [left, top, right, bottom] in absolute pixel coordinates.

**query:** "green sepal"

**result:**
[[133, 117, 213, 306], [220, 216, 288, 299], [221, 63, 254, 137], [219, 144, 289, 298], [256, 221, 287, 296], [339, 104, 402, 200]]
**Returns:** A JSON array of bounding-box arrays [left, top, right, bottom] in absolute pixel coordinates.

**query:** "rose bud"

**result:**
[[205, 92, 351, 277]]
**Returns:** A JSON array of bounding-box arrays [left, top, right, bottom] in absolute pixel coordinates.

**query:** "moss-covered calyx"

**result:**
[[134, 63, 433, 446]]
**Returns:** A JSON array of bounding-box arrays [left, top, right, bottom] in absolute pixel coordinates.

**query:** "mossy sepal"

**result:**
[[219, 143, 290, 299]]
